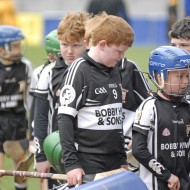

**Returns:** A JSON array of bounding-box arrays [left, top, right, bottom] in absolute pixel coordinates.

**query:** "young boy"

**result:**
[[34, 12, 89, 189], [29, 29, 60, 143], [84, 12, 150, 170], [132, 46, 190, 190], [57, 14, 134, 186], [0, 25, 33, 190], [168, 16, 190, 53], [169, 17, 190, 102], [27, 29, 60, 190]]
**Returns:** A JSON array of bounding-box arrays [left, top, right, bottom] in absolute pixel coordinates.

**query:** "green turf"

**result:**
[[126, 46, 156, 71], [23, 45, 156, 69], [2, 45, 157, 189], [2, 156, 40, 190], [24, 45, 47, 68]]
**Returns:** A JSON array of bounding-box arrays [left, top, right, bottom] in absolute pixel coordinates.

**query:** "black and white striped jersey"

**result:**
[[0, 57, 33, 114], [29, 60, 50, 96], [132, 94, 190, 190], [117, 58, 150, 150], [34, 57, 68, 161], [29, 60, 51, 140], [35, 57, 67, 132], [58, 52, 126, 158]]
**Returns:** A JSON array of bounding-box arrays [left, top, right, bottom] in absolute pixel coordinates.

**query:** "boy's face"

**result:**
[[60, 38, 86, 65], [100, 42, 129, 67], [171, 38, 190, 53], [164, 69, 189, 96], [47, 53, 57, 63], [0, 41, 23, 65]]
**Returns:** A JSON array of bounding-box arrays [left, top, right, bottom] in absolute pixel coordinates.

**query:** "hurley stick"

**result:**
[[0, 168, 126, 182], [0, 169, 66, 181]]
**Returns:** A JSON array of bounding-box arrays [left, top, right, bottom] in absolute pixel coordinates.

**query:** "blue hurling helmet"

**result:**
[[0, 25, 24, 50], [149, 46, 190, 89]]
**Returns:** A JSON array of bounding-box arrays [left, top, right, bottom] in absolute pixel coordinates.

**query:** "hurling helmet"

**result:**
[[0, 25, 24, 50], [149, 45, 190, 83], [45, 29, 60, 57], [43, 130, 65, 174]]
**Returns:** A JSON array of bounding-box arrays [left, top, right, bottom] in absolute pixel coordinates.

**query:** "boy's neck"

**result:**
[[87, 47, 101, 64]]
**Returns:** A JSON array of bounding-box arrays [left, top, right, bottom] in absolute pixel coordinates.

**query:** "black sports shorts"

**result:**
[[0, 115, 28, 153], [78, 152, 121, 174]]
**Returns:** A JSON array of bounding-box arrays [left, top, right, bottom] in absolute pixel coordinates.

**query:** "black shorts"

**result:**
[[78, 152, 121, 174], [0, 115, 28, 152]]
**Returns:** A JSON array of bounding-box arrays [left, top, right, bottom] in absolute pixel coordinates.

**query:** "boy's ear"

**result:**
[[99, 40, 107, 49], [156, 73, 165, 89], [155, 73, 161, 84], [84, 40, 89, 48]]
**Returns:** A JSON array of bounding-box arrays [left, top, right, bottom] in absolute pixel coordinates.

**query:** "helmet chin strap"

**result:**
[[159, 89, 184, 102], [0, 54, 22, 65]]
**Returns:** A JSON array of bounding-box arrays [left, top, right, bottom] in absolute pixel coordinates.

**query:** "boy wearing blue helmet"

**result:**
[[0, 25, 33, 190], [132, 46, 190, 190]]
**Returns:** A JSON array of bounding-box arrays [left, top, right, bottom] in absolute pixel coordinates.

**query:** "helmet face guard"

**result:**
[[164, 68, 190, 97], [148, 46, 190, 98], [45, 29, 60, 58]]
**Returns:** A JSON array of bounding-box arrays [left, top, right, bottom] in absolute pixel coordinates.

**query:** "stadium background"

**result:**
[[13, 0, 186, 47]]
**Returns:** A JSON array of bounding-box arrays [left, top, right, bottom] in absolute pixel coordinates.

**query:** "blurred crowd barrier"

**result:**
[[16, 12, 63, 46], [16, 12, 168, 46], [17, 13, 43, 46]]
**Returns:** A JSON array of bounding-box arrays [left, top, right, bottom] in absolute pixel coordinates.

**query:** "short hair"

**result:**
[[57, 12, 90, 43], [168, 16, 190, 40], [85, 12, 108, 44], [91, 15, 134, 47]]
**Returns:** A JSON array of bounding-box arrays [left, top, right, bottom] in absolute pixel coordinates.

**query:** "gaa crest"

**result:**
[[60, 85, 76, 105]]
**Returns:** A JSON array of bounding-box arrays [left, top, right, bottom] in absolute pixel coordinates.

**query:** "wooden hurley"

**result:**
[[0, 168, 126, 182]]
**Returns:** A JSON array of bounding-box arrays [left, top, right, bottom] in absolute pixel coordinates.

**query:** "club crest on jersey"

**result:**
[[162, 128, 170, 136], [60, 85, 76, 105], [186, 125, 190, 137]]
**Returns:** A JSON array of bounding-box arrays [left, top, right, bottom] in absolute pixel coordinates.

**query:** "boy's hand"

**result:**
[[167, 174, 180, 190], [120, 164, 128, 170], [35, 160, 51, 182], [67, 168, 85, 186]]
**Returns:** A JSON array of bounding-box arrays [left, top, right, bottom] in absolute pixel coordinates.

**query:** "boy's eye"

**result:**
[[73, 44, 83, 47], [181, 44, 190, 47], [171, 43, 177, 47]]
